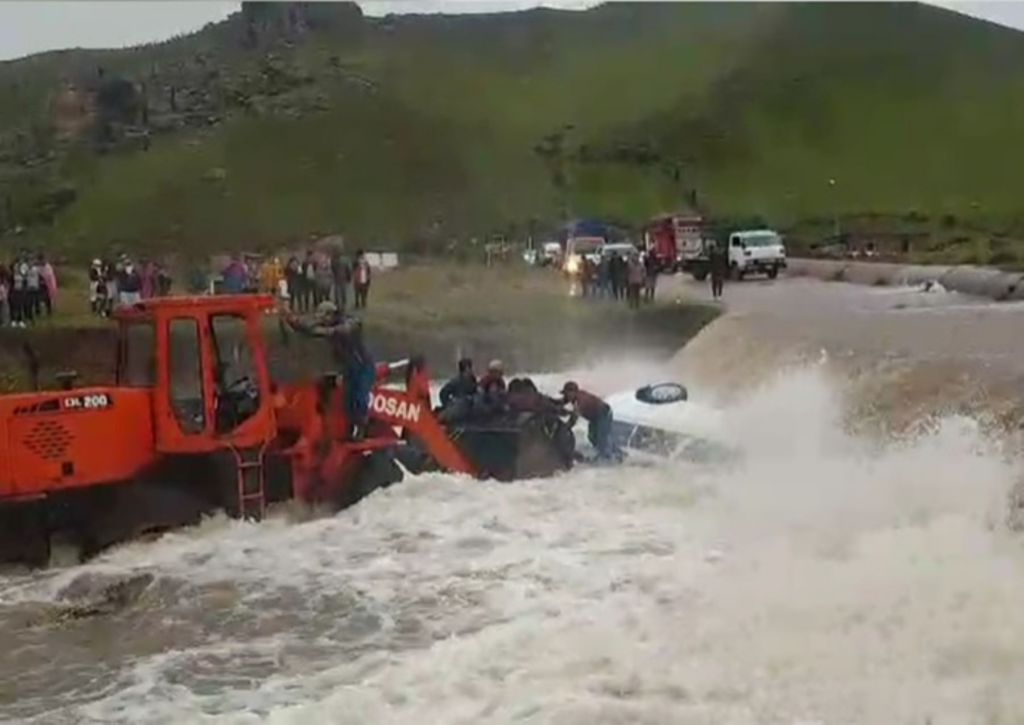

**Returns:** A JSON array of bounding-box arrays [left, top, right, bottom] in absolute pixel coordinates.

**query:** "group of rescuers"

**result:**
[[283, 299, 621, 461], [437, 357, 621, 460]]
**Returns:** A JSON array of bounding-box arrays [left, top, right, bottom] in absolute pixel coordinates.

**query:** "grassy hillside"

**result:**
[[3, 2, 1024, 259]]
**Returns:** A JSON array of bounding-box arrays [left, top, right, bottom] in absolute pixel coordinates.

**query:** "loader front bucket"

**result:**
[[450, 413, 575, 482]]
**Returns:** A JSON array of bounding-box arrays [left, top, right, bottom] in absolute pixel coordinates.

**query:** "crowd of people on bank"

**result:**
[[88, 257, 173, 317], [0, 252, 58, 327], [0, 245, 375, 330], [573, 247, 661, 309], [221, 248, 373, 312]]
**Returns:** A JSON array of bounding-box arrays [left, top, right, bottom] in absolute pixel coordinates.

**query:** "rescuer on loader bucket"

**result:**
[[560, 381, 622, 462], [284, 300, 375, 440], [438, 357, 477, 424]]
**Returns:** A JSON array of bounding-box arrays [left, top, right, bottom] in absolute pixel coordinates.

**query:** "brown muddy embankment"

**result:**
[[0, 302, 719, 393], [667, 272, 1024, 444]]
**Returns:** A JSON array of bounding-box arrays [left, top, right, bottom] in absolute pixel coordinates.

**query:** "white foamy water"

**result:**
[[3, 364, 1024, 725]]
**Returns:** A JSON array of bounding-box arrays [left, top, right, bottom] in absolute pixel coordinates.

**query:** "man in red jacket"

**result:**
[[560, 381, 621, 461]]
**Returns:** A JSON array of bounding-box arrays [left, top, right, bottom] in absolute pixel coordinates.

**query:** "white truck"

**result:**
[[685, 228, 787, 281], [727, 229, 787, 279], [562, 236, 605, 276]]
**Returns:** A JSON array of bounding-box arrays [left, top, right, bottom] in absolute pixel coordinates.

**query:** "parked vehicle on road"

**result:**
[[726, 229, 787, 279], [540, 241, 563, 267], [600, 242, 638, 259], [523, 241, 563, 267], [684, 229, 787, 281], [643, 214, 704, 272], [563, 236, 604, 276]]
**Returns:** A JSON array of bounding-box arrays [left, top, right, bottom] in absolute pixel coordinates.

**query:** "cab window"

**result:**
[[120, 321, 155, 387], [168, 318, 205, 434], [210, 314, 261, 434]]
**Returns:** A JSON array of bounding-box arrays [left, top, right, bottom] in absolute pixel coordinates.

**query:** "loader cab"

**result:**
[[115, 295, 278, 454]]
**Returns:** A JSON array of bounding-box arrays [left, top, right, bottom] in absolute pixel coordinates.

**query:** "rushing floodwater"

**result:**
[[4, 278, 1024, 724]]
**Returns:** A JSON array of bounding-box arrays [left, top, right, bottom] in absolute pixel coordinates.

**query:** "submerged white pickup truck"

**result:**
[[560, 382, 735, 464]]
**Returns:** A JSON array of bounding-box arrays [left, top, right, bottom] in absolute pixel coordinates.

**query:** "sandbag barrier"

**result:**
[[787, 258, 1024, 301]]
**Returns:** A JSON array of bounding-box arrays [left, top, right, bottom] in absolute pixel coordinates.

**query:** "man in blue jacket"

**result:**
[[285, 301, 376, 440]]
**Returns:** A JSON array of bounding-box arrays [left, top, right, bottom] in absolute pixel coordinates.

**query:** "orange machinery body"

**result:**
[[0, 294, 476, 564], [0, 378, 472, 505], [0, 386, 155, 501], [272, 366, 474, 504]]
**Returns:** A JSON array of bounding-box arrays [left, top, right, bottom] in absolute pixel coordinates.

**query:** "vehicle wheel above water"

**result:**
[[635, 383, 688, 405], [767, 266, 779, 279]]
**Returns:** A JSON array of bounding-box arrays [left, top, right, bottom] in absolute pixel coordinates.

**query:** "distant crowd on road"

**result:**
[[88, 256, 174, 317], [219, 248, 373, 312], [0, 251, 59, 328], [573, 247, 661, 309]]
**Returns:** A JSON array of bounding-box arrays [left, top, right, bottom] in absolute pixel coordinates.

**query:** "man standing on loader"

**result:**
[[284, 300, 376, 440]]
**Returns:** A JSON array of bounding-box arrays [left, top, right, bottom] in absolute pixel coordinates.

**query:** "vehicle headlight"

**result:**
[[566, 255, 581, 274]]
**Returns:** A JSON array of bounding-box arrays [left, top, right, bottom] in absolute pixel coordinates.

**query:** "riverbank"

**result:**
[[786, 257, 1024, 301], [668, 270, 1024, 444], [0, 263, 719, 392]]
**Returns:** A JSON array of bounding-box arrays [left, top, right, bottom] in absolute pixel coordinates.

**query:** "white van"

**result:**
[[563, 236, 604, 276], [728, 229, 786, 279]]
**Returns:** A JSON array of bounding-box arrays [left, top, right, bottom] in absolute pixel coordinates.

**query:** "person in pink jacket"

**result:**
[[141, 260, 155, 299], [39, 254, 57, 316]]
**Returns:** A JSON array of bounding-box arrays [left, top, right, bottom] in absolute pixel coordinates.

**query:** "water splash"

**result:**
[[3, 361, 1022, 725]]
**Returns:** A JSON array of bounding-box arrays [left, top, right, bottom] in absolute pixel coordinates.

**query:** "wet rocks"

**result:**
[[50, 571, 155, 621]]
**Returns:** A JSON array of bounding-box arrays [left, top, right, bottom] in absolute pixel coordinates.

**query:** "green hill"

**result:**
[[2, 1, 1024, 260]]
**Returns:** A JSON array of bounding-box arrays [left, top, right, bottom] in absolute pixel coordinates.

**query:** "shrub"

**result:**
[[987, 249, 1018, 267]]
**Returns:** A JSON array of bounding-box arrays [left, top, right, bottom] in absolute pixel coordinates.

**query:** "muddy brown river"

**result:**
[[3, 275, 1024, 724]]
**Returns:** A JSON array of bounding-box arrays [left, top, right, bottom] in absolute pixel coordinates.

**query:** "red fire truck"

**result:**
[[643, 214, 704, 272]]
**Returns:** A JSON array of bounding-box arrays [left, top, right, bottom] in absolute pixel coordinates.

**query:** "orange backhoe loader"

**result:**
[[0, 294, 570, 567]]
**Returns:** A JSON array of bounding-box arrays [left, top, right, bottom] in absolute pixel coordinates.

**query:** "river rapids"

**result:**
[[3, 277, 1024, 724]]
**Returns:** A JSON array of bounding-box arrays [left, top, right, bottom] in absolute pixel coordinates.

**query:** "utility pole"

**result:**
[[829, 178, 840, 240], [559, 123, 575, 224]]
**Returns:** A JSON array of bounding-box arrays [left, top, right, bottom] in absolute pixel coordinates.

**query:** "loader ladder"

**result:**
[[231, 445, 267, 521]]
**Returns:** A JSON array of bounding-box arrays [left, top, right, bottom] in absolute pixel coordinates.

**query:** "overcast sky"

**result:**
[[0, 1, 1021, 63]]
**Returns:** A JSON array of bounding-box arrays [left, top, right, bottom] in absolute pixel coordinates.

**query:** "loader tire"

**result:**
[[80, 483, 207, 560], [0, 503, 51, 568], [341, 450, 404, 509]]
